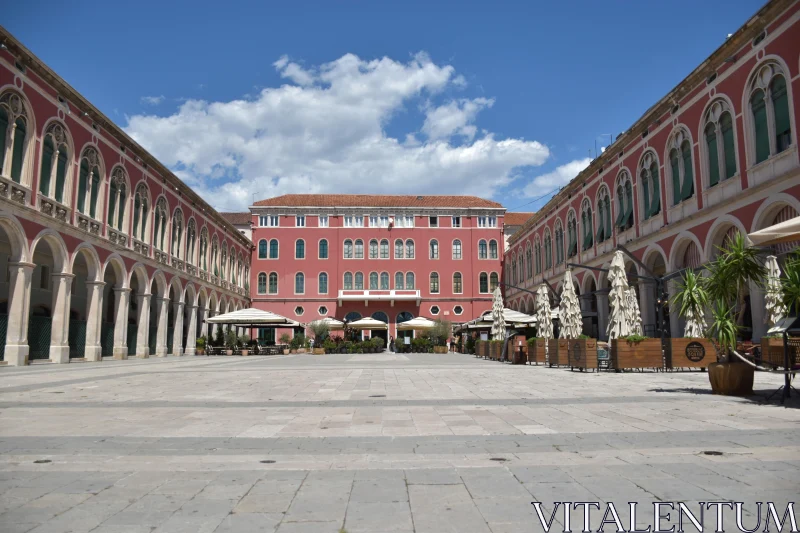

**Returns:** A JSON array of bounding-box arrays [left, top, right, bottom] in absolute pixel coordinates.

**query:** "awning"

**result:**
[[206, 308, 301, 327], [308, 317, 345, 330], [347, 317, 389, 330], [748, 216, 800, 247], [396, 317, 437, 331]]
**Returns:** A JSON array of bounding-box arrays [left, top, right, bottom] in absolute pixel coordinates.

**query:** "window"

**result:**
[[749, 64, 792, 164], [430, 305, 440, 315], [668, 130, 695, 206], [0, 92, 30, 185], [369, 239, 379, 259], [369, 272, 378, 290], [185, 219, 197, 265], [478, 239, 488, 259], [704, 102, 737, 188], [490, 272, 499, 291], [478, 216, 497, 228], [355, 239, 364, 259], [107, 167, 127, 232], [406, 240, 415, 258], [39, 122, 69, 203], [380, 272, 389, 290], [295, 239, 305, 259], [395, 271, 404, 289], [294, 306, 304, 316], [554, 222, 564, 265], [199, 228, 208, 270], [77, 147, 101, 218], [171, 209, 184, 258], [638, 152, 661, 220], [580, 200, 593, 251], [526, 245, 533, 279], [369, 215, 378, 227], [258, 239, 268, 259], [380, 216, 389, 227], [534, 241, 541, 275], [257, 273, 267, 294], [269, 272, 278, 294], [615, 173, 634, 230], [596, 188, 612, 243], [319, 273, 328, 294], [544, 232, 552, 269], [295, 273, 305, 294], [344, 215, 364, 227], [489, 240, 498, 259], [380, 239, 389, 259], [344, 272, 353, 290], [355, 272, 364, 290], [318, 215, 329, 228], [479, 272, 488, 293], [395, 239, 404, 259], [453, 273, 463, 294], [430, 272, 440, 293], [395, 215, 414, 227], [429, 239, 439, 259], [512, 258, 517, 284], [406, 272, 415, 290], [269, 239, 279, 259], [260, 215, 279, 227], [319, 239, 328, 259], [452, 216, 461, 228], [566, 212, 577, 259], [296, 216, 305, 227], [318, 306, 328, 315], [454, 305, 463, 315], [344, 239, 353, 259], [429, 216, 438, 228], [452, 239, 462, 260]]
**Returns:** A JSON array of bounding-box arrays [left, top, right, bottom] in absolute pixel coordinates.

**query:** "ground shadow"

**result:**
[[648, 386, 800, 408]]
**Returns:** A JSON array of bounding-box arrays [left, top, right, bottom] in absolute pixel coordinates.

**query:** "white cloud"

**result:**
[[522, 158, 592, 197], [126, 52, 550, 211], [140, 95, 165, 106]]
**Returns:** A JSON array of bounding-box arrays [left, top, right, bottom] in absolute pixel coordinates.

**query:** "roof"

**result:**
[[253, 194, 504, 209], [219, 212, 251, 226], [504, 212, 535, 227]]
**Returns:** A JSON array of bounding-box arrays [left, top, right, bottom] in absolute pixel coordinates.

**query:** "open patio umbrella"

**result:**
[[535, 284, 553, 340], [206, 308, 300, 327], [748, 216, 800, 246], [558, 269, 583, 339], [347, 317, 388, 330], [396, 317, 437, 331], [625, 287, 644, 336], [764, 255, 787, 327], [606, 250, 633, 340], [308, 317, 345, 330], [490, 287, 506, 341]]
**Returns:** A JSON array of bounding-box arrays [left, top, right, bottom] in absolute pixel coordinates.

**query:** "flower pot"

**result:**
[[759, 337, 798, 367], [488, 342, 501, 360], [241, 349, 249, 356], [283, 349, 290, 355], [226, 349, 233, 356], [708, 361, 754, 396], [290, 349, 297, 354], [196, 348, 205, 355], [528, 339, 545, 365], [667, 338, 714, 369], [610, 338, 662, 370], [567, 338, 598, 371], [298, 348, 306, 354]]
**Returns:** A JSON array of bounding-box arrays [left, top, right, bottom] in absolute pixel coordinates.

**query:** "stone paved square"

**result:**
[[1, 353, 799, 532]]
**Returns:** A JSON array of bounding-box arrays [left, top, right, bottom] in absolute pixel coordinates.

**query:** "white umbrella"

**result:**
[[347, 317, 388, 330], [490, 287, 506, 341], [764, 255, 787, 327], [309, 317, 345, 330], [206, 308, 300, 326], [682, 301, 706, 338], [396, 317, 437, 331], [535, 284, 553, 340], [558, 269, 583, 339], [625, 287, 643, 336], [748, 216, 800, 246], [606, 250, 633, 340]]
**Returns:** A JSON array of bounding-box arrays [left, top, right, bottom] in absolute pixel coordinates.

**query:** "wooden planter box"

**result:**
[[508, 336, 527, 364], [312, 348, 325, 355], [475, 340, 488, 358], [667, 338, 715, 369], [433, 346, 448, 354], [611, 338, 663, 370], [489, 342, 502, 360], [528, 339, 545, 365], [548, 339, 568, 366], [759, 337, 800, 368], [567, 338, 598, 371]]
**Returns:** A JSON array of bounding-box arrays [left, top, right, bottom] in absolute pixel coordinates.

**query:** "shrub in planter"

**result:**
[[466, 336, 476, 355], [225, 330, 238, 355], [195, 336, 206, 355], [527, 337, 545, 364]]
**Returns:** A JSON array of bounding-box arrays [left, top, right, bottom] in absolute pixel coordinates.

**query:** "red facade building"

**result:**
[[249, 195, 505, 342]]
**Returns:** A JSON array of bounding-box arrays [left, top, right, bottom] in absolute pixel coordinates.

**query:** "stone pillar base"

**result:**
[[172, 346, 183, 357], [136, 348, 150, 359], [112, 347, 128, 360], [85, 345, 102, 362], [156, 348, 168, 357], [4, 344, 29, 366], [50, 345, 70, 364], [184, 348, 196, 356]]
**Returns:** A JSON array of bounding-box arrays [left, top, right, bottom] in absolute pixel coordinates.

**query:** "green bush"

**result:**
[[323, 338, 336, 352], [279, 333, 292, 345], [225, 329, 238, 348], [371, 337, 385, 350], [620, 334, 649, 344], [465, 336, 475, 354], [290, 334, 306, 350], [526, 337, 539, 347], [213, 328, 225, 347]]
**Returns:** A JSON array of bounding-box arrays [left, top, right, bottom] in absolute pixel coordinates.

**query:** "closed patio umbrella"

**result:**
[[490, 287, 506, 341], [764, 255, 787, 327], [558, 269, 583, 339], [535, 284, 553, 341], [606, 250, 633, 340]]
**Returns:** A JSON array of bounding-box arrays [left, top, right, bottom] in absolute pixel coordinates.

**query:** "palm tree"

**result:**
[[782, 251, 800, 316], [671, 270, 708, 338]]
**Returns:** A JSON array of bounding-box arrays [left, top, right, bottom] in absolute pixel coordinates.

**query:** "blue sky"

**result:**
[[6, 0, 761, 212]]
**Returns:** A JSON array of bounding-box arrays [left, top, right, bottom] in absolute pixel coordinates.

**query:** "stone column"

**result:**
[[596, 292, 609, 341], [172, 301, 184, 356], [184, 305, 197, 356], [154, 297, 169, 357], [112, 288, 131, 360], [84, 281, 105, 361], [4, 262, 34, 366], [49, 272, 75, 364], [638, 280, 655, 334], [135, 293, 151, 358]]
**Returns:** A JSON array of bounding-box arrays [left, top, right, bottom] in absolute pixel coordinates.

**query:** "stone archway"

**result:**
[[167, 277, 184, 356], [29, 231, 70, 363], [0, 214, 31, 365], [128, 265, 150, 358], [149, 271, 168, 357], [102, 255, 128, 359], [69, 244, 103, 361]]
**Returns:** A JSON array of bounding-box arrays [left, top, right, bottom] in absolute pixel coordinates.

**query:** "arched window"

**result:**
[[380, 239, 389, 259], [534, 240, 542, 275], [512, 257, 518, 284], [319, 273, 328, 294], [668, 130, 695, 206], [185, 219, 197, 265], [395, 239, 404, 259], [452, 239, 462, 260], [77, 147, 102, 218], [580, 199, 593, 251], [405, 239, 415, 259], [269, 272, 278, 294], [406, 272, 415, 290], [210, 237, 219, 276], [171, 208, 183, 258], [566, 212, 577, 259], [258, 239, 268, 258], [489, 272, 499, 291], [430, 272, 440, 294], [295, 239, 305, 259], [380, 271, 389, 290], [355, 239, 364, 259], [369, 239, 378, 259], [295, 273, 305, 294], [704, 101, 737, 187], [0, 91, 30, 185], [478, 239, 488, 259], [319, 239, 328, 259], [220, 244, 227, 280], [615, 172, 634, 231], [344, 272, 353, 290], [269, 239, 279, 259], [429, 239, 439, 259], [39, 122, 69, 203], [107, 167, 127, 232], [453, 272, 463, 294], [132, 184, 149, 243], [345, 311, 362, 322], [369, 272, 378, 290], [489, 240, 498, 259], [544, 231, 552, 269], [638, 152, 661, 220], [395, 271, 404, 289], [257, 273, 267, 294], [526, 244, 533, 278], [199, 227, 208, 271], [344, 239, 353, 259], [355, 272, 364, 290], [596, 186, 612, 242], [749, 63, 792, 164], [554, 221, 564, 265], [479, 272, 488, 293]]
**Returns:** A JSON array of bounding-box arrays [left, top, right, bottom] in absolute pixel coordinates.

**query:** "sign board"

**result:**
[[480, 332, 488, 341], [767, 316, 799, 336], [404, 336, 411, 345]]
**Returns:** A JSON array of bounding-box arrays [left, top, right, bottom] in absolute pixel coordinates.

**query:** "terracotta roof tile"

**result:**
[[253, 194, 504, 209], [219, 212, 252, 225], [503, 212, 535, 226]]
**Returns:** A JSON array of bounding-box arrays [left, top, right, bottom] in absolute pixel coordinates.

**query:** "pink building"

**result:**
[[249, 194, 505, 343]]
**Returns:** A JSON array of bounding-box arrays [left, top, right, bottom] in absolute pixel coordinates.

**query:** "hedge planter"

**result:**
[[489, 342, 502, 361], [528, 339, 545, 365], [567, 338, 598, 371], [759, 337, 799, 368], [708, 361, 754, 396], [313, 348, 325, 355], [610, 338, 662, 370], [475, 340, 489, 358], [667, 338, 714, 370], [548, 339, 568, 366], [433, 346, 448, 354]]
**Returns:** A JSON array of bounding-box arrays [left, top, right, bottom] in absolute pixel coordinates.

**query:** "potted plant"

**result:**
[[372, 336, 385, 352], [430, 319, 452, 354], [567, 334, 598, 371], [239, 334, 251, 356], [527, 337, 545, 365], [225, 329, 237, 356], [489, 339, 503, 360], [279, 333, 291, 355], [213, 328, 225, 348], [669, 270, 714, 370], [309, 321, 330, 354], [196, 336, 206, 356], [465, 336, 476, 356]]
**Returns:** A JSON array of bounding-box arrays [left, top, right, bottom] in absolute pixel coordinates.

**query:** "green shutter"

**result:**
[[721, 113, 737, 179], [133, 196, 140, 239], [107, 181, 117, 225], [117, 187, 126, 230], [604, 197, 611, 238], [39, 136, 54, 196], [77, 163, 87, 213], [705, 123, 720, 187], [624, 182, 633, 226], [641, 173, 651, 219], [751, 89, 770, 163], [90, 171, 99, 218], [615, 187, 625, 228], [595, 203, 604, 242], [772, 76, 791, 152], [670, 150, 681, 206], [650, 163, 660, 216], [55, 147, 67, 203], [0, 108, 8, 171], [11, 118, 25, 183], [680, 141, 694, 201]]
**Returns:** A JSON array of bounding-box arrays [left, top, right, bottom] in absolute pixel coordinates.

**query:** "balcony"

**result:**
[[37, 193, 69, 223], [107, 228, 128, 248], [337, 289, 421, 307]]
